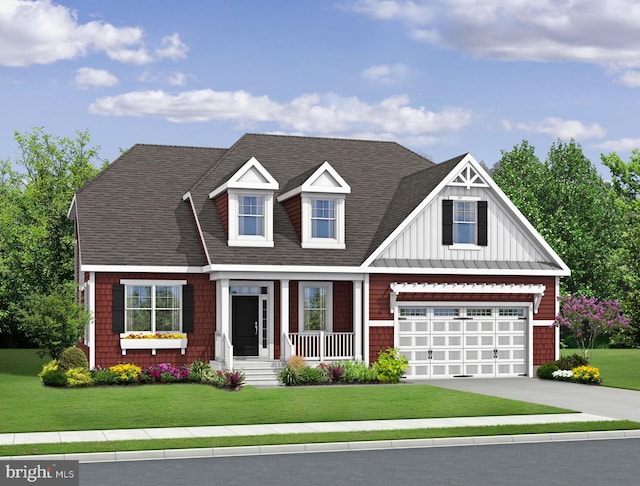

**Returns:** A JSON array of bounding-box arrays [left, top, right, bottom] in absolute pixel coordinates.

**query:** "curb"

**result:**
[[8, 429, 640, 463]]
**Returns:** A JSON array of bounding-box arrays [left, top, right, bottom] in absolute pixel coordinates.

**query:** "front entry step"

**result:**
[[211, 359, 283, 387]]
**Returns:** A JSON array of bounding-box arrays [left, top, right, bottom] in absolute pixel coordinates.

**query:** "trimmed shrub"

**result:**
[[65, 367, 93, 387], [298, 365, 328, 385], [91, 368, 120, 386], [556, 353, 588, 370], [537, 362, 559, 380], [41, 369, 67, 387], [373, 348, 409, 383], [58, 346, 89, 372], [38, 360, 59, 381], [341, 360, 378, 383]]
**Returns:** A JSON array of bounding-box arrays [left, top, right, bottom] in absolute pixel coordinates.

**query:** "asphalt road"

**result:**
[[81, 438, 640, 486]]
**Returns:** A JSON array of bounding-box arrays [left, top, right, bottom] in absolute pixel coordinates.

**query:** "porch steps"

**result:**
[[232, 359, 284, 387]]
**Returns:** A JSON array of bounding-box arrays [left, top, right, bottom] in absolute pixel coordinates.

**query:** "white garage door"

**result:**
[[398, 306, 527, 379]]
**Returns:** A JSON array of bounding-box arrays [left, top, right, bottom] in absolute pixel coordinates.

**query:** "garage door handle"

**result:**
[[428, 350, 433, 360], [493, 349, 498, 359]]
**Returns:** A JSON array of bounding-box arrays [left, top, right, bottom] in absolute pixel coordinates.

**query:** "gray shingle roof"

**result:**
[[74, 134, 516, 269], [74, 144, 226, 266]]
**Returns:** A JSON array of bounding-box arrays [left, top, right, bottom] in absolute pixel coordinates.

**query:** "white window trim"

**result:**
[[301, 195, 345, 249], [227, 190, 274, 247], [298, 281, 333, 332], [120, 280, 185, 334], [452, 199, 478, 246]]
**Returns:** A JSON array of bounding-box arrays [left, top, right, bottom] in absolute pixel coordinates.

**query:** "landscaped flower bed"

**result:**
[[278, 348, 408, 386], [38, 347, 245, 390], [537, 353, 602, 385]]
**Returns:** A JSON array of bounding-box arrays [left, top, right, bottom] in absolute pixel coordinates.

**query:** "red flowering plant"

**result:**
[[554, 295, 630, 360], [139, 363, 191, 384]]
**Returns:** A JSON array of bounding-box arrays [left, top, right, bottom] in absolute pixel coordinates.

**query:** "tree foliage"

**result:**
[[493, 139, 624, 300], [16, 282, 91, 359], [0, 128, 104, 344]]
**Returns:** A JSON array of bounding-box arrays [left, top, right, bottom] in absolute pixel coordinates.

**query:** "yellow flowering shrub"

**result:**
[[572, 365, 601, 384], [109, 363, 142, 384]]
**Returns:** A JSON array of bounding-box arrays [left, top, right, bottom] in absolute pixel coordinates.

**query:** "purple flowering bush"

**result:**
[[555, 294, 630, 359], [139, 363, 191, 384]]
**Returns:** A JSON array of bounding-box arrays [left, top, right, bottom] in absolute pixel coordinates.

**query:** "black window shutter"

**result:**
[[477, 201, 488, 246], [112, 284, 125, 333], [182, 284, 195, 333], [442, 200, 453, 245]]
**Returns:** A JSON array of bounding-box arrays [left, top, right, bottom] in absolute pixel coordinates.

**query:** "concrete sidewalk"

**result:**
[[0, 413, 616, 446]]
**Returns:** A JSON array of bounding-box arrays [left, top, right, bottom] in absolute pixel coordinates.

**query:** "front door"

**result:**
[[232, 295, 259, 356]]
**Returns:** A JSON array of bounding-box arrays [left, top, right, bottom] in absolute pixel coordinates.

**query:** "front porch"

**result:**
[[210, 274, 365, 372]]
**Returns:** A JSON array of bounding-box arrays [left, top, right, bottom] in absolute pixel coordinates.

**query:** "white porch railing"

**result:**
[[282, 332, 295, 362], [289, 332, 354, 361], [215, 331, 234, 370]]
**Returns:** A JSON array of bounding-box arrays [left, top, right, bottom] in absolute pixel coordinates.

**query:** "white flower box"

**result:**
[[120, 335, 188, 356]]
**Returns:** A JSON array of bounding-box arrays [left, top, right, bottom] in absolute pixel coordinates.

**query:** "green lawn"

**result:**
[[0, 349, 570, 434], [562, 348, 640, 391]]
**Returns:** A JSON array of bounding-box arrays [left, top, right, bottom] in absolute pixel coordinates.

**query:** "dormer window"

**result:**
[[277, 161, 350, 249], [442, 198, 488, 247], [311, 199, 335, 239], [239, 195, 264, 236], [209, 157, 278, 247]]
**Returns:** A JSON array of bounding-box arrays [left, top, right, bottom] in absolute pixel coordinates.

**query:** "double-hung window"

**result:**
[[311, 199, 335, 239], [238, 195, 264, 236], [125, 284, 182, 333], [453, 201, 476, 244], [442, 199, 488, 247], [299, 282, 333, 332]]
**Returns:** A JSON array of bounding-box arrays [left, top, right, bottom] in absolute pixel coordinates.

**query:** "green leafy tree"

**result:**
[[493, 140, 624, 300], [0, 128, 104, 344], [16, 282, 91, 359]]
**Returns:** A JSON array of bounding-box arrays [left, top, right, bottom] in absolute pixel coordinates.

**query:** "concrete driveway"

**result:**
[[424, 377, 640, 422]]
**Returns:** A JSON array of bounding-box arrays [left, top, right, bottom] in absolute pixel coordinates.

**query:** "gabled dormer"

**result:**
[[278, 161, 351, 249], [209, 156, 279, 247]]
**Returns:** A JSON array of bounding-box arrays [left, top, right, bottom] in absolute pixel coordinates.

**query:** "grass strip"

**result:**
[[1, 421, 637, 457]]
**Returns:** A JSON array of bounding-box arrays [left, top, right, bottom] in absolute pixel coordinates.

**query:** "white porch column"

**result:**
[[280, 279, 290, 360], [353, 280, 363, 361], [217, 278, 230, 337], [88, 272, 96, 369], [363, 274, 370, 365]]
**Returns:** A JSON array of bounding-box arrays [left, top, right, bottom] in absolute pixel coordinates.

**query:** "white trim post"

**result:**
[[363, 274, 370, 365], [280, 279, 290, 360], [88, 272, 96, 369], [353, 280, 362, 361], [218, 277, 230, 339]]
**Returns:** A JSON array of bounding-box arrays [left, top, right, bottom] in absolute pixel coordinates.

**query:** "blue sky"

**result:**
[[1, 0, 639, 174]]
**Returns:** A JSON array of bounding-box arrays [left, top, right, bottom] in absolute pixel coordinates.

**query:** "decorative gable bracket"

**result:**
[[389, 282, 546, 314], [448, 163, 489, 190]]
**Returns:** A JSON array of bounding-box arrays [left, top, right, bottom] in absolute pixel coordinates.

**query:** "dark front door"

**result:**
[[232, 295, 259, 356]]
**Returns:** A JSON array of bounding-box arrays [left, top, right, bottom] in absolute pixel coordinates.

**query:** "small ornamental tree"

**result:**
[[554, 294, 630, 359]]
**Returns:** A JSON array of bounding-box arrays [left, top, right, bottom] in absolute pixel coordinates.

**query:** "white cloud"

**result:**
[[73, 67, 118, 88], [0, 0, 187, 66], [155, 34, 188, 61], [593, 138, 640, 152], [167, 72, 187, 86], [503, 117, 606, 140], [361, 63, 411, 83], [619, 70, 640, 88], [346, 0, 640, 70], [89, 89, 472, 139]]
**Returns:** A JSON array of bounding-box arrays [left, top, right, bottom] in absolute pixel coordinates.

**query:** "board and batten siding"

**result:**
[[377, 186, 550, 263]]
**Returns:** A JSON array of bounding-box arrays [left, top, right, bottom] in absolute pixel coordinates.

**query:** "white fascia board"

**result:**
[[205, 263, 366, 275], [67, 194, 77, 220], [368, 266, 569, 276], [209, 269, 366, 281], [80, 265, 205, 273], [361, 155, 473, 267], [183, 191, 212, 265]]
